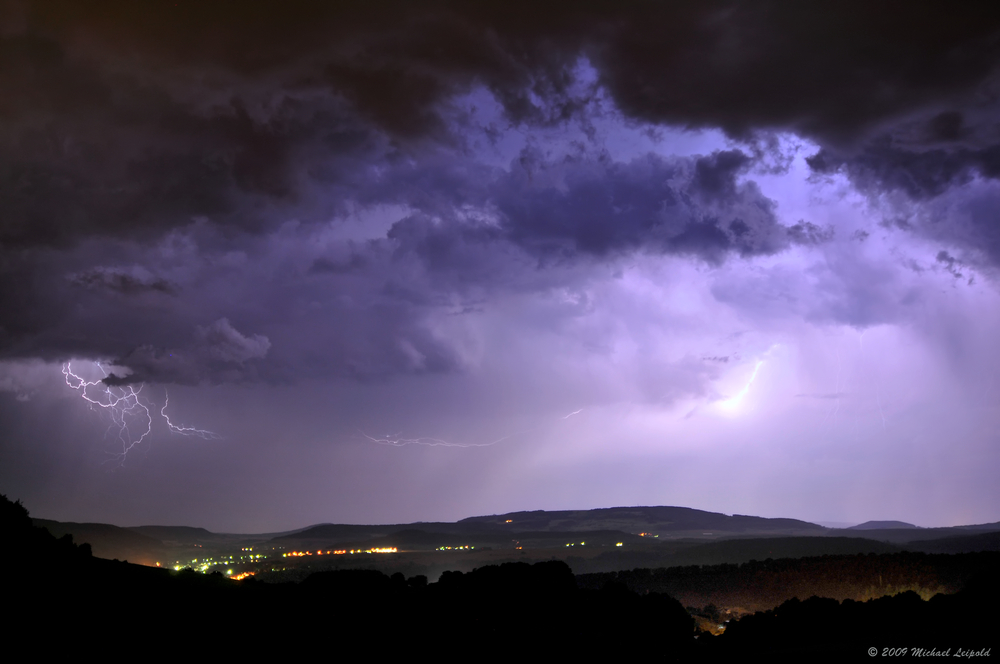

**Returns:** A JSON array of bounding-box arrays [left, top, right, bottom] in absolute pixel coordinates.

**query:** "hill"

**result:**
[[29, 504, 1000, 579], [848, 520, 919, 530]]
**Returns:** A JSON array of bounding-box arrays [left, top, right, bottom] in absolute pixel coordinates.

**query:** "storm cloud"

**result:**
[[2, 1, 1000, 530]]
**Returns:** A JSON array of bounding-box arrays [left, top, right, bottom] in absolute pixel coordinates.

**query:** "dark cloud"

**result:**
[[936, 250, 964, 279], [5, 0, 1000, 386], [692, 150, 750, 198], [67, 266, 177, 295], [787, 221, 835, 246], [949, 185, 1000, 265], [384, 148, 787, 267], [308, 252, 369, 275], [17, 1, 996, 146], [0, 23, 385, 248], [196, 318, 270, 364], [4, 0, 1000, 536], [927, 111, 967, 143], [2, 1, 998, 251], [908, 181, 1000, 269], [497, 149, 786, 261], [101, 318, 270, 386], [595, 3, 1000, 143], [806, 141, 996, 200]]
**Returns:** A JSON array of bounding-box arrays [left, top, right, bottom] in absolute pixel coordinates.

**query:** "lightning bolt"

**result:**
[[63, 361, 152, 463], [815, 331, 889, 436], [718, 359, 764, 410], [822, 346, 843, 427], [359, 431, 515, 447], [735, 360, 764, 402], [161, 390, 220, 439], [858, 330, 887, 431], [359, 406, 586, 448], [63, 361, 220, 462]]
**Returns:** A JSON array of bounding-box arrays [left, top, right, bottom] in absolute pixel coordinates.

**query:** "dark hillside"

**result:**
[[33, 518, 166, 564], [578, 550, 1000, 615], [5, 494, 995, 658], [3, 494, 696, 658]]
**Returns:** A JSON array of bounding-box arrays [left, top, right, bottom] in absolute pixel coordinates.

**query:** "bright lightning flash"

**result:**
[[63, 361, 219, 462], [717, 359, 765, 413], [63, 362, 152, 462]]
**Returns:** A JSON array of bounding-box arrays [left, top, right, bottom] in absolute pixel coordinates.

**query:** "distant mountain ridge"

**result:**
[[848, 520, 920, 530], [276, 505, 827, 548], [32, 505, 1000, 567], [459, 506, 826, 534]]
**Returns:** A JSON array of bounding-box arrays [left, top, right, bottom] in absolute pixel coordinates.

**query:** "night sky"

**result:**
[[3, 1, 1000, 532]]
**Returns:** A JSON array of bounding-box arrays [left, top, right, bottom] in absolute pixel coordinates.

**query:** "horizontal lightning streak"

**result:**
[[161, 390, 220, 439], [359, 406, 584, 448], [359, 431, 512, 448]]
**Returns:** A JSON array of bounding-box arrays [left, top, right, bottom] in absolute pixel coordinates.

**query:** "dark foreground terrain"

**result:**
[[4, 495, 996, 658]]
